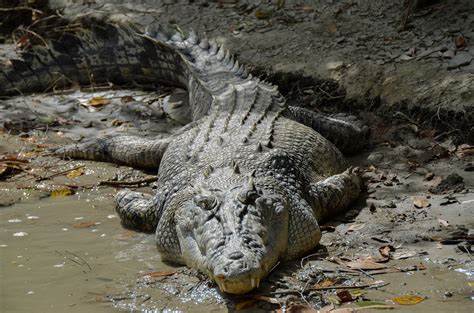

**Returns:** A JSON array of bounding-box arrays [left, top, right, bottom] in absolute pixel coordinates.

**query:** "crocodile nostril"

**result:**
[[228, 251, 244, 260]]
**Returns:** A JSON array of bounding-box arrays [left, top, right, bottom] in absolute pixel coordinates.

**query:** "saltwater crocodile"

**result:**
[[0, 17, 368, 294]]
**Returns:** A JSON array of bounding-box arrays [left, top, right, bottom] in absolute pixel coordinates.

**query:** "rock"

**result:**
[[461, 62, 474, 74], [367, 152, 384, 163], [441, 49, 455, 59], [429, 173, 465, 194], [447, 52, 473, 69]]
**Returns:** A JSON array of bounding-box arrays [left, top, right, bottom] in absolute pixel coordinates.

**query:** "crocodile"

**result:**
[[0, 17, 368, 294]]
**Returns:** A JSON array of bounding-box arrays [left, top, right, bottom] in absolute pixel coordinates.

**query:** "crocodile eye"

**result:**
[[193, 195, 217, 210], [238, 190, 259, 205]]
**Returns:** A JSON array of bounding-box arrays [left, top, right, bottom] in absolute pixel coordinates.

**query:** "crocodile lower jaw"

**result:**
[[214, 274, 261, 294]]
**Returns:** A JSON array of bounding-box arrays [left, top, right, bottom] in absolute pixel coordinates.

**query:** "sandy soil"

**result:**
[[0, 1, 473, 312]]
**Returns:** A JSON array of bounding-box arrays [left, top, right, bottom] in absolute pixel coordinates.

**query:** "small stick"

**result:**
[[38, 165, 85, 181], [0, 7, 43, 14], [99, 176, 157, 187]]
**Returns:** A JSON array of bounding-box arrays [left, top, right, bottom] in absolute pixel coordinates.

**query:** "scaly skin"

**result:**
[[0, 16, 367, 294]]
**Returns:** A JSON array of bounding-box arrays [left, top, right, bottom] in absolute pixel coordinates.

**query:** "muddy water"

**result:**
[[0, 190, 225, 313]]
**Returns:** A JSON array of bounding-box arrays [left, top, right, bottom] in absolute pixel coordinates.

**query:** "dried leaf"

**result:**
[[66, 168, 84, 179], [378, 245, 395, 258], [337, 290, 354, 303], [455, 35, 467, 48], [50, 188, 74, 197], [73, 221, 96, 228], [255, 10, 273, 19], [392, 295, 424, 305], [347, 223, 366, 232], [412, 196, 431, 208], [87, 96, 111, 107], [344, 260, 387, 270], [314, 278, 337, 288], [142, 271, 176, 278], [354, 301, 389, 307]]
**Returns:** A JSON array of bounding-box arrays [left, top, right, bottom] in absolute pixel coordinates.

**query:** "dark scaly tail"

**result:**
[[0, 16, 189, 97]]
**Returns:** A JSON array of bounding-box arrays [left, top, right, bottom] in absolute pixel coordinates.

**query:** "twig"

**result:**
[[13, 27, 50, 49], [0, 7, 43, 14], [270, 281, 389, 295], [64, 250, 92, 271], [99, 176, 157, 187], [38, 165, 85, 181]]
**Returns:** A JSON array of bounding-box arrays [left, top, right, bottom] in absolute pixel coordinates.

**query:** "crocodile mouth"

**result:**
[[214, 274, 261, 294]]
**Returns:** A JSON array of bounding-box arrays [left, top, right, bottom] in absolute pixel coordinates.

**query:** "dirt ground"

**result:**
[[0, 1, 473, 312]]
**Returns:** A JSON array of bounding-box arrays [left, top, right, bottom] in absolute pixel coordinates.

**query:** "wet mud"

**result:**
[[1, 1, 473, 312]]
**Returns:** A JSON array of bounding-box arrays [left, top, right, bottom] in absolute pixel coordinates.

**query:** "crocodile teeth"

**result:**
[[251, 277, 257, 288], [187, 30, 198, 45], [216, 46, 225, 60]]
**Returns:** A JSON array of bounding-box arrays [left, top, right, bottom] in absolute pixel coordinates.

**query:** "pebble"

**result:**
[[447, 52, 473, 69]]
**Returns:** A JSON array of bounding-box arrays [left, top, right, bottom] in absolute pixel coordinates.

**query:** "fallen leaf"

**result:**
[[347, 223, 366, 232], [73, 221, 96, 228], [87, 96, 111, 107], [314, 278, 337, 288], [378, 245, 395, 258], [455, 35, 467, 48], [412, 196, 431, 208], [344, 260, 387, 270], [337, 290, 354, 303], [50, 188, 75, 197], [255, 10, 273, 19], [392, 295, 424, 305], [66, 168, 84, 179], [350, 290, 364, 297], [354, 301, 387, 307], [142, 271, 176, 278]]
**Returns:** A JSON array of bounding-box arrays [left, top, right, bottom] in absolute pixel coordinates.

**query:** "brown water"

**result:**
[[0, 189, 226, 313]]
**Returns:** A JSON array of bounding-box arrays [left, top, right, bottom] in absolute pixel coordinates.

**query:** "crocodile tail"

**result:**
[[0, 17, 189, 97]]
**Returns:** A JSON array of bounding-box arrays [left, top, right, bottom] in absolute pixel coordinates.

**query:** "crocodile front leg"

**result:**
[[115, 190, 162, 233], [309, 167, 362, 222], [285, 106, 369, 154], [55, 135, 171, 169]]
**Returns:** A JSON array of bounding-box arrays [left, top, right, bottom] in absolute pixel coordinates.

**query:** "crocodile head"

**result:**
[[174, 176, 289, 294]]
